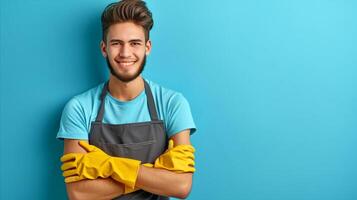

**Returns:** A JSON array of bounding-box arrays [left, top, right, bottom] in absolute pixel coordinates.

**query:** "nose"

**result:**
[[119, 43, 131, 58]]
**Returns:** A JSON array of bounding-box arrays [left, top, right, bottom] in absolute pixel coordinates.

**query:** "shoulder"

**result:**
[[145, 78, 187, 104], [64, 82, 105, 111], [144, 79, 196, 137], [58, 83, 105, 140], [145, 79, 191, 114]]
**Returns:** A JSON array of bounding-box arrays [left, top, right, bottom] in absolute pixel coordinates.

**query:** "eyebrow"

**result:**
[[109, 39, 143, 43]]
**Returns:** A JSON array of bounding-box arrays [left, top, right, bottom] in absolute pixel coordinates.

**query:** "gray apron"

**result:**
[[89, 80, 169, 200]]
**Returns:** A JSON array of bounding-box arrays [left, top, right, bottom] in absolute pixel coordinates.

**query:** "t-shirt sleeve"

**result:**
[[56, 98, 89, 140], [166, 93, 197, 138]]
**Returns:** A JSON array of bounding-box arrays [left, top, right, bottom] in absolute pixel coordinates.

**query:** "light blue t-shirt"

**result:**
[[56, 78, 196, 140]]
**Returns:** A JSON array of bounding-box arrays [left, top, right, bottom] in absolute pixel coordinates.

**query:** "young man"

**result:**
[[57, 0, 197, 199]]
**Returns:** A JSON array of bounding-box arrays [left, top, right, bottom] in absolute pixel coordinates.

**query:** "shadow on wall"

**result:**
[[41, 10, 106, 200]]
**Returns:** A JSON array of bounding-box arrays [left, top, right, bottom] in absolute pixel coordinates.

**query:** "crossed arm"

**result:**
[[63, 129, 193, 200]]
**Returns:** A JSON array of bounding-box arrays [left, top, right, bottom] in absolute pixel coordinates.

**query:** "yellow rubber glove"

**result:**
[[60, 141, 141, 189], [123, 163, 153, 194], [123, 140, 196, 195], [154, 139, 196, 173]]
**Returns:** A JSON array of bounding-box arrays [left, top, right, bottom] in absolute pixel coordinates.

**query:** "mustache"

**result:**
[[105, 56, 146, 83]]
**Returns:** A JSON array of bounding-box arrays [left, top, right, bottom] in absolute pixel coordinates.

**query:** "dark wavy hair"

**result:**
[[101, 0, 154, 43]]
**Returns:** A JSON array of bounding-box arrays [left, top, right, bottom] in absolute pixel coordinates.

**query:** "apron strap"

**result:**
[[144, 80, 159, 121], [95, 81, 109, 122], [95, 79, 159, 122]]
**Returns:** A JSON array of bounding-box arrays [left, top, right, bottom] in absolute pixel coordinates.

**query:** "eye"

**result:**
[[131, 42, 141, 46]]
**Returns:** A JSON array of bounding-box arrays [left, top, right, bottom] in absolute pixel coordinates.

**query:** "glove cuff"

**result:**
[[110, 157, 141, 189], [124, 185, 140, 194]]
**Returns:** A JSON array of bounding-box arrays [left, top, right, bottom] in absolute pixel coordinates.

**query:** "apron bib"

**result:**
[[89, 80, 169, 200]]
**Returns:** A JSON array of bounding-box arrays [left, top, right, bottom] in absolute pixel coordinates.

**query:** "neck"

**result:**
[[108, 75, 144, 101]]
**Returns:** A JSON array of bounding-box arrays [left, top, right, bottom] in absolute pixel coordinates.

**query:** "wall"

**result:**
[[1, 0, 356, 199]]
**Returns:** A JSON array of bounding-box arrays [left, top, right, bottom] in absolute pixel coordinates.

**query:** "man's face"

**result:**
[[100, 22, 151, 82]]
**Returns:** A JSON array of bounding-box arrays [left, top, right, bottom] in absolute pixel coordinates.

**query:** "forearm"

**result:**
[[66, 178, 124, 200], [136, 165, 193, 199], [66, 167, 192, 200]]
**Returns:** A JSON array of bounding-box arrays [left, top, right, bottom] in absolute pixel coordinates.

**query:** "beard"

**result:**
[[106, 55, 146, 83]]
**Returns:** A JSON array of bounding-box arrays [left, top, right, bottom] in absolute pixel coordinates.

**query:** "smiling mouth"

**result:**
[[116, 60, 136, 67]]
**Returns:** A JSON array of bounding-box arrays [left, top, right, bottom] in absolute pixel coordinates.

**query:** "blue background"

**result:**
[[1, 0, 356, 199]]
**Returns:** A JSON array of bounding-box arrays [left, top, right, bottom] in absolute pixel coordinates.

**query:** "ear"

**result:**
[[145, 40, 152, 56], [100, 40, 108, 58]]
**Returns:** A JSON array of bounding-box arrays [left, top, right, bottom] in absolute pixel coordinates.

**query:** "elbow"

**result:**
[[67, 189, 94, 200], [66, 185, 83, 200], [66, 184, 94, 200], [172, 179, 192, 199], [67, 189, 80, 200]]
